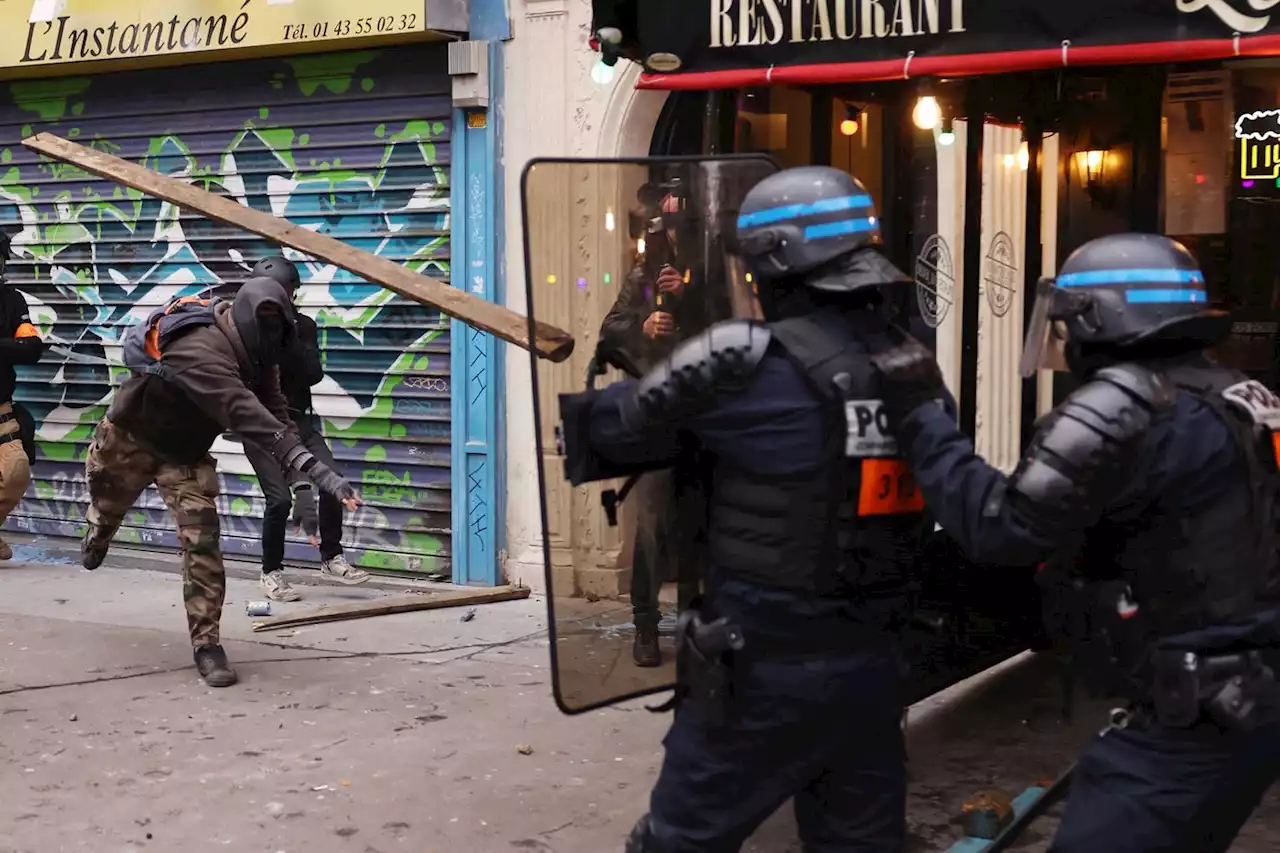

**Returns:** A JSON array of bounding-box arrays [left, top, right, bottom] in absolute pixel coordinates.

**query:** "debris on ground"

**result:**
[[517, 744, 534, 755]]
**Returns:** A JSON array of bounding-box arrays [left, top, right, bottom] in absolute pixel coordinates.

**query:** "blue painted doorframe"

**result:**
[[449, 1, 510, 585]]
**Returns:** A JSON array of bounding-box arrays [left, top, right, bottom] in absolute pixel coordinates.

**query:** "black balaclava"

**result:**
[[232, 277, 296, 368]]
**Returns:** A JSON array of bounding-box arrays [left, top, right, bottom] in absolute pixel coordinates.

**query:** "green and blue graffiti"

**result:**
[[0, 46, 458, 573]]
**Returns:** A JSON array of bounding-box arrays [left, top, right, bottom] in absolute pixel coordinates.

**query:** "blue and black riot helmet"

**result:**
[[735, 166, 909, 295], [1019, 233, 1231, 378]]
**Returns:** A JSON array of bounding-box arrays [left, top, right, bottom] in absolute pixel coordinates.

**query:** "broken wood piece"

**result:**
[[250, 586, 530, 632], [21, 132, 574, 363]]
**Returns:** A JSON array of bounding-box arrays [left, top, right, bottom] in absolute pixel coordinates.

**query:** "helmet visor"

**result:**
[[1019, 277, 1071, 378]]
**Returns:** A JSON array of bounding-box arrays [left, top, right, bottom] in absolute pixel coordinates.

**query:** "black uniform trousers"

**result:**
[[1051, 711, 1280, 853], [241, 414, 344, 570], [648, 577, 907, 853]]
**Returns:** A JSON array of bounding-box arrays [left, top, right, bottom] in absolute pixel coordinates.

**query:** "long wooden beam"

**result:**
[[250, 587, 530, 632], [22, 132, 574, 363]]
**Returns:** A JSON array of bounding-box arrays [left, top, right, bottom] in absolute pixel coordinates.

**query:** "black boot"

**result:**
[[81, 533, 107, 570], [633, 623, 662, 667], [194, 644, 239, 688], [624, 814, 668, 852]]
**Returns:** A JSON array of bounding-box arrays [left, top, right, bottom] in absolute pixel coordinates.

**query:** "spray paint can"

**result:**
[[246, 601, 273, 617]]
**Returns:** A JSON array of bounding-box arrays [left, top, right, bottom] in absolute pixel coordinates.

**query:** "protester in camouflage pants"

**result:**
[[84, 419, 226, 650]]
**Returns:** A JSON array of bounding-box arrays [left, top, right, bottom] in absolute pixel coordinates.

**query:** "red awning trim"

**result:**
[[637, 33, 1280, 91]]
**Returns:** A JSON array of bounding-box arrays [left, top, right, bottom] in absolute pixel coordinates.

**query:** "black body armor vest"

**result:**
[[1040, 361, 1280, 699], [705, 310, 932, 624]]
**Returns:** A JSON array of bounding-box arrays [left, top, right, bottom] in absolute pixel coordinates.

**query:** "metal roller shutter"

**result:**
[[0, 45, 453, 576]]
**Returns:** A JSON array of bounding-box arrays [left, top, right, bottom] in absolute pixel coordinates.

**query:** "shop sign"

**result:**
[[3, 0, 428, 72], [634, 1, 1280, 81], [1236, 109, 1280, 181]]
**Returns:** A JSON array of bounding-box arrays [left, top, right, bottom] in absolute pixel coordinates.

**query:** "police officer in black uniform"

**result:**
[[561, 166, 932, 852], [869, 233, 1280, 853]]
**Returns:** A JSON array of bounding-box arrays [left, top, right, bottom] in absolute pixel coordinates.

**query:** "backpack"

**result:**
[[121, 295, 220, 380]]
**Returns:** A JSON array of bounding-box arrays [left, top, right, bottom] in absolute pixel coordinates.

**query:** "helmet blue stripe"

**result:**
[[1125, 289, 1207, 304], [803, 217, 879, 240], [737, 194, 874, 229], [1057, 268, 1204, 287]]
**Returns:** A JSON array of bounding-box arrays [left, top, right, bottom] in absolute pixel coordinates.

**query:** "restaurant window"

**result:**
[[1166, 66, 1280, 381]]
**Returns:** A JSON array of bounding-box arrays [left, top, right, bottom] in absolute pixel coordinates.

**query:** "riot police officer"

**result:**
[[869, 233, 1280, 853], [561, 166, 932, 852]]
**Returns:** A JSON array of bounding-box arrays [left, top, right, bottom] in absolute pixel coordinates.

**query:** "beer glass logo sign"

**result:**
[[1237, 110, 1280, 180]]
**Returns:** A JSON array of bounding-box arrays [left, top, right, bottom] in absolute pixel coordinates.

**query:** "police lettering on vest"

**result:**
[[844, 397, 924, 517], [1223, 379, 1280, 467]]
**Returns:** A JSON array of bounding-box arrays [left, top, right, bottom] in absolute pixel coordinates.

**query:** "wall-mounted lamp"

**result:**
[[1075, 149, 1108, 190], [1074, 148, 1111, 207], [840, 104, 861, 136], [937, 116, 955, 146]]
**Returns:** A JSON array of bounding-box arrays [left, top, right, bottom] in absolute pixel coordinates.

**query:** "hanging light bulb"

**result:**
[[1018, 141, 1030, 171], [591, 59, 616, 86], [913, 95, 940, 130], [637, 237, 646, 255], [604, 209, 616, 232], [840, 104, 861, 136], [1003, 153, 1015, 169], [937, 117, 955, 147]]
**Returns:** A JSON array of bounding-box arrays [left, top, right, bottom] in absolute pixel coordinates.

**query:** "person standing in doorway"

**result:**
[[599, 187, 707, 666], [243, 256, 369, 602]]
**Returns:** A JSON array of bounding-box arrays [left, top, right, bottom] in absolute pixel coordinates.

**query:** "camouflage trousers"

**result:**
[[0, 417, 31, 523], [84, 419, 225, 648]]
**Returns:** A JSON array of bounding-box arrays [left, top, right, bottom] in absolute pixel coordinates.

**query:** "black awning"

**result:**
[[591, 1, 1280, 89]]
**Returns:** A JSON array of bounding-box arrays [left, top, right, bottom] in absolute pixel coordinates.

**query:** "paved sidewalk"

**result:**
[[0, 540, 1275, 853]]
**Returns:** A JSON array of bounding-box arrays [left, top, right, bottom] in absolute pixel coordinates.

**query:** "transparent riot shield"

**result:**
[[520, 155, 779, 714]]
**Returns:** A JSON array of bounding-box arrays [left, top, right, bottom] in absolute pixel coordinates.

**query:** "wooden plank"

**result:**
[[250, 587, 531, 632], [21, 132, 574, 363]]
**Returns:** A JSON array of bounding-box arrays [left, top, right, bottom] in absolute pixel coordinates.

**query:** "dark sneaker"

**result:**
[[633, 624, 662, 668], [81, 534, 108, 570], [194, 644, 239, 688]]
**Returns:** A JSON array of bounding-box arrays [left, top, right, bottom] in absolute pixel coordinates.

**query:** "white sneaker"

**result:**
[[261, 570, 302, 602], [320, 555, 370, 585]]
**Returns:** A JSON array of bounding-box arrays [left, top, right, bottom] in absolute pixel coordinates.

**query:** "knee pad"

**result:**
[[624, 814, 668, 853]]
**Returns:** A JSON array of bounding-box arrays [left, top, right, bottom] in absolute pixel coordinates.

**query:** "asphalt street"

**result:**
[[0, 538, 1276, 852]]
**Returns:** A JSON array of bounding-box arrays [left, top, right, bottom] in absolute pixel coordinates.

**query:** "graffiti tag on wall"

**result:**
[[0, 47, 456, 573]]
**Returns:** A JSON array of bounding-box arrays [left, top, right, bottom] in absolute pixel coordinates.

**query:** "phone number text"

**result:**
[[281, 14, 419, 42]]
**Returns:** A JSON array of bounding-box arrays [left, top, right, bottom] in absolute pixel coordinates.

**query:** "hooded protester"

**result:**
[[82, 276, 361, 688], [238, 255, 369, 603], [0, 233, 44, 559]]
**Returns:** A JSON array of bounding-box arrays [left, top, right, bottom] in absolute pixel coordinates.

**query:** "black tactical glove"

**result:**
[[291, 482, 319, 540], [304, 459, 356, 503], [869, 328, 947, 428]]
